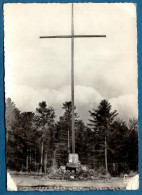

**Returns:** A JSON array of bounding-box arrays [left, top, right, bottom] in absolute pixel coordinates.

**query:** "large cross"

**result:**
[[40, 4, 106, 154]]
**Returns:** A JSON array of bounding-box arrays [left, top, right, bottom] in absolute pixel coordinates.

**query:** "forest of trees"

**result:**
[[5, 98, 138, 176]]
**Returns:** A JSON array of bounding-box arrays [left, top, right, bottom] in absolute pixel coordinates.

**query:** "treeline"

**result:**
[[6, 98, 138, 176]]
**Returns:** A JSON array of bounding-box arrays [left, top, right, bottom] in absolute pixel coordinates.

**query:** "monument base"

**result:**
[[66, 153, 81, 172]]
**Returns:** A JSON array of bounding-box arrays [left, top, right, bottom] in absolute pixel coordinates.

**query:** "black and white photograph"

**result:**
[[4, 3, 138, 191]]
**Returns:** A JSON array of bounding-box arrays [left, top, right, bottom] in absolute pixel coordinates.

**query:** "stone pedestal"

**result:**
[[66, 153, 81, 172]]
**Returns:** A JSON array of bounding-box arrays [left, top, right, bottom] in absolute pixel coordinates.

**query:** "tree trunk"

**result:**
[[105, 136, 108, 173], [44, 153, 47, 174], [29, 148, 32, 172], [30, 148, 32, 164], [34, 149, 36, 172], [40, 141, 44, 173], [26, 154, 28, 171], [68, 130, 70, 153]]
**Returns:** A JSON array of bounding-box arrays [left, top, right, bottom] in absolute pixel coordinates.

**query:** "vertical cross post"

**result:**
[[71, 3, 75, 153]]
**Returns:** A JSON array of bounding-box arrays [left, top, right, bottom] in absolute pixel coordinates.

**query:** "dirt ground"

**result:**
[[10, 174, 129, 191]]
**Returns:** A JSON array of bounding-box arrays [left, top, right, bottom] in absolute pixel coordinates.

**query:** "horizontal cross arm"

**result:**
[[40, 35, 106, 39]]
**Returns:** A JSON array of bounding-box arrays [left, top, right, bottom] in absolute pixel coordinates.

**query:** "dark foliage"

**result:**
[[6, 98, 138, 175]]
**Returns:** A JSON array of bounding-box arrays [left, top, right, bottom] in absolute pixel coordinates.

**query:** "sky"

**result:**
[[4, 3, 138, 123]]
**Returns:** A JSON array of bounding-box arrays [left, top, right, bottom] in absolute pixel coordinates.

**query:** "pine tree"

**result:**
[[5, 98, 19, 143], [56, 101, 79, 166], [5, 98, 22, 170], [127, 118, 138, 171], [88, 99, 118, 173], [35, 101, 56, 172]]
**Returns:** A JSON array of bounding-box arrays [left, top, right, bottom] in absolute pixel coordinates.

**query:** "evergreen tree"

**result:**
[[35, 101, 56, 172], [88, 99, 118, 173], [5, 98, 19, 143], [108, 119, 130, 175], [5, 98, 21, 170], [75, 120, 90, 165], [127, 118, 138, 171], [56, 101, 78, 166]]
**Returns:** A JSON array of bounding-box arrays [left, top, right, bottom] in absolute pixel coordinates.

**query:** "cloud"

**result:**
[[109, 94, 138, 121], [6, 82, 138, 123]]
